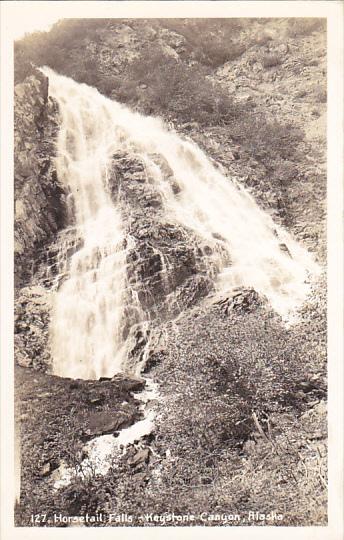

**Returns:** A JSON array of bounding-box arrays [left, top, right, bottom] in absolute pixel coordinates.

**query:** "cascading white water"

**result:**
[[45, 68, 319, 380], [46, 70, 136, 379]]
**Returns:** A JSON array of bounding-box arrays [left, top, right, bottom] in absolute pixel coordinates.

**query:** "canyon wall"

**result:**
[[14, 68, 65, 287]]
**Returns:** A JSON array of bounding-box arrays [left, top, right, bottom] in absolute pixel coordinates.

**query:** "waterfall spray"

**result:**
[[44, 68, 319, 380]]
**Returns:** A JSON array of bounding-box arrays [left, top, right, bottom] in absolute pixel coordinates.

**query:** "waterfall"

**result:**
[[44, 68, 319, 380]]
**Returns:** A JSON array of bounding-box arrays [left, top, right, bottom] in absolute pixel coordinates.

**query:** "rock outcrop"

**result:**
[[14, 68, 65, 287], [14, 285, 51, 371], [108, 152, 218, 322]]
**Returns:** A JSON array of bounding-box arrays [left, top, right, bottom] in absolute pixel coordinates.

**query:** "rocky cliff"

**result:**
[[14, 68, 65, 287]]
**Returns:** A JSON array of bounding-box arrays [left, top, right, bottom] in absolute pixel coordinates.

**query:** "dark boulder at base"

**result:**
[[111, 374, 146, 393], [81, 409, 140, 439]]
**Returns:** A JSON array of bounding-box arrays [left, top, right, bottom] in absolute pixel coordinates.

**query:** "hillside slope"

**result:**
[[14, 18, 327, 527]]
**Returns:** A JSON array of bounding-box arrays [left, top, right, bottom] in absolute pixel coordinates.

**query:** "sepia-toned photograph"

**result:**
[[1, 2, 343, 537]]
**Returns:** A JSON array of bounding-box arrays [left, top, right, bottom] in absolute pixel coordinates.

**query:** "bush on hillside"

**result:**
[[313, 85, 327, 103], [261, 53, 283, 68], [194, 37, 246, 68], [229, 115, 303, 165], [14, 19, 120, 85], [112, 45, 237, 125], [162, 18, 246, 67], [286, 18, 326, 38]]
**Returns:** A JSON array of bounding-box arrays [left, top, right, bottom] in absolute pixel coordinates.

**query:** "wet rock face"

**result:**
[[108, 152, 217, 321], [14, 68, 66, 287]]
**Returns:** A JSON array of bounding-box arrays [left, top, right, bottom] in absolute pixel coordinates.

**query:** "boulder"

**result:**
[[38, 460, 59, 477], [218, 288, 262, 315], [128, 448, 150, 467], [82, 410, 137, 438], [88, 395, 105, 406], [111, 374, 146, 393], [17, 354, 32, 368], [39, 462, 51, 477]]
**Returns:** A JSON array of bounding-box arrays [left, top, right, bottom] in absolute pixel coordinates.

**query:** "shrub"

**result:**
[[56, 477, 108, 516], [286, 18, 326, 38], [162, 19, 246, 68], [14, 53, 34, 85], [313, 86, 327, 103], [229, 115, 303, 165], [261, 53, 283, 68], [253, 33, 273, 46], [14, 19, 117, 84], [97, 76, 122, 97], [193, 36, 245, 68], [114, 44, 237, 125]]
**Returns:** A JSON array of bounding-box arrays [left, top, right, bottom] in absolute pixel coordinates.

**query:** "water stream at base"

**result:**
[[44, 67, 319, 382], [52, 378, 160, 490]]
